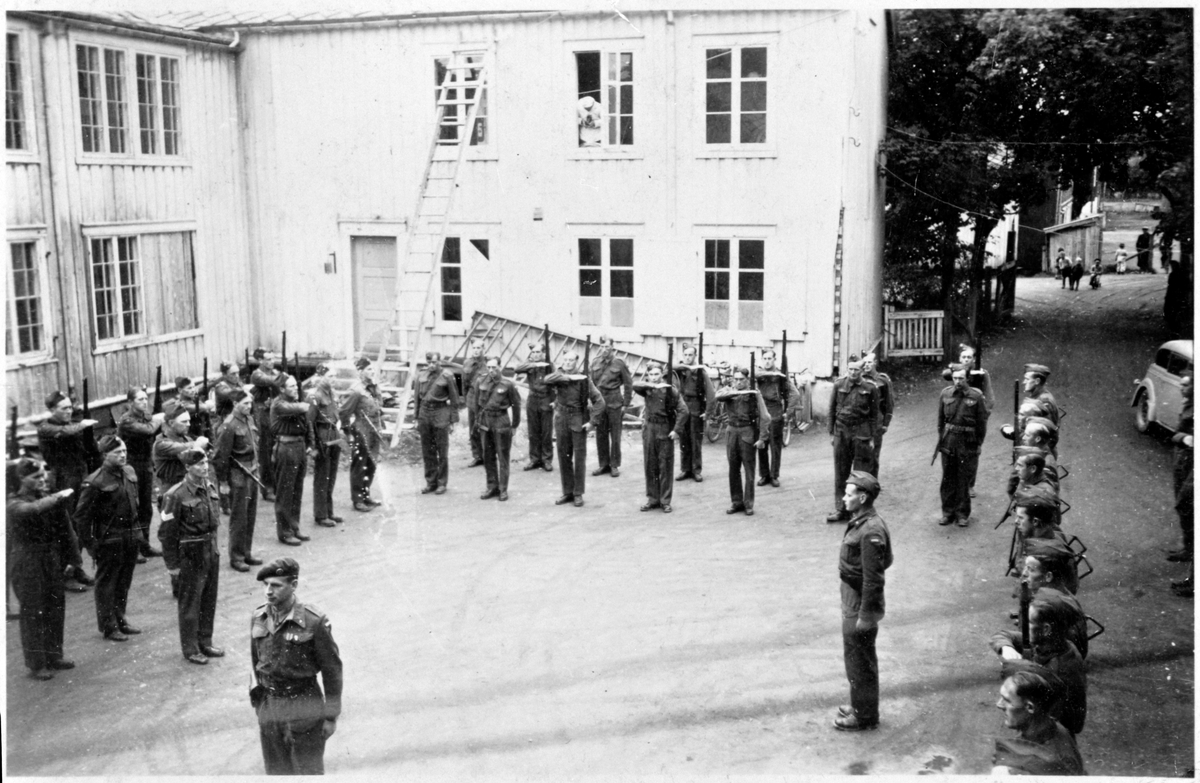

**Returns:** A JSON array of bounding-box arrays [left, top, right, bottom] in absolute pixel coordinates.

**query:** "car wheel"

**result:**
[[1135, 391, 1152, 433]]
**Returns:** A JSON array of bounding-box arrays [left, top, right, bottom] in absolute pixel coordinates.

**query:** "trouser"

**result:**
[[555, 418, 588, 497], [348, 431, 377, 505], [257, 689, 328, 775], [273, 441, 307, 540], [678, 398, 705, 477], [526, 401, 554, 466], [417, 416, 450, 489], [467, 406, 483, 462], [50, 469, 88, 573], [312, 444, 340, 520], [726, 427, 757, 510], [758, 413, 785, 480], [643, 423, 675, 506], [841, 587, 880, 723], [939, 447, 979, 521], [12, 549, 66, 670], [594, 400, 624, 469], [833, 426, 875, 511], [1176, 449, 1194, 550], [93, 535, 138, 633], [130, 460, 155, 552], [228, 472, 259, 565], [177, 539, 218, 656], [255, 407, 276, 493], [872, 432, 885, 480], [482, 427, 513, 493]]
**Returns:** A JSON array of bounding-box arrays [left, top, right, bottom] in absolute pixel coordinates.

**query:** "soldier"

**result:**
[[755, 348, 801, 488], [1168, 372, 1193, 569], [73, 435, 143, 641], [176, 375, 215, 442], [713, 365, 769, 516], [1007, 446, 1060, 499], [117, 387, 165, 562], [589, 335, 633, 478], [992, 672, 1086, 775], [251, 358, 283, 501], [153, 403, 207, 502], [826, 357, 880, 523], [415, 352, 461, 495], [673, 343, 714, 483], [633, 362, 688, 512], [544, 351, 605, 507], [213, 388, 264, 572], [212, 360, 244, 421], [7, 458, 80, 680], [462, 339, 487, 468], [1022, 363, 1060, 426], [339, 357, 384, 510], [250, 558, 342, 775], [36, 390, 98, 590], [861, 352, 894, 476], [474, 356, 522, 501], [270, 375, 313, 545], [307, 376, 344, 526], [834, 470, 892, 731], [1021, 416, 1058, 459], [942, 344, 995, 411], [159, 448, 224, 665], [514, 343, 555, 472], [300, 362, 330, 395], [935, 363, 988, 527]]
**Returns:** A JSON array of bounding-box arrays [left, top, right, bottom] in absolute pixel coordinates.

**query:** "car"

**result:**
[[1131, 339, 1193, 433]]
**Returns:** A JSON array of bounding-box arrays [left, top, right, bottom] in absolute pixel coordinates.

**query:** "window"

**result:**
[[78, 43, 180, 156], [88, 229, 196, 343], [705, 46, 767, 145], [6, 241, 46, 355], [434, 55, 487, 146], [439, 236, 489, 323], [704, 238, 764, 331], [575, 51, 633, 147], [578, 237, 634, 328], [6, 33, 27, 150]]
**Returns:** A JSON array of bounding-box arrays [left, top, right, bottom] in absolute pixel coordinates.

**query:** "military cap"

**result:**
[[355, 356, 371, 370], [164, 400, 190, 420], [6, 458, 45, 495], [228, 387, 249, 402], [179, 447, 207, 467], [257, 557, 300, 581], [1023, 363, 1051, 379], [847, 354, 864, 368], [846, 470, 880, 497], [1025, 538, 1073, 562], [949, 362, 970, 374], [175, 376, 193, 390], [219, 361, 234, 374], [1013, 487, 1057, 511], [97, 434, 125, 453], [45, 390, 67, 409], [1024, 416, 1058, 434]]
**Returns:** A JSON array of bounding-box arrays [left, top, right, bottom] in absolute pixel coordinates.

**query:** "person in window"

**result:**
[[577, 96, 602, 147]]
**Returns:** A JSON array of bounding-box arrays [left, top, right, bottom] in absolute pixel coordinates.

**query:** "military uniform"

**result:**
[[839, 499, 892, 727], [473, 372, 523, 498], [633, 380, 688, 509], [160, 471, 221, 658], [339, 378, 383, 507], [991, 635, 1087, 736], [251, 365, 282, 497], [117, 407, 161, 555], [937, 382, 989, 524], [864, 367, 894, 475], [415, 363, 461, 492], [1172, 390, 1193, 558], [462, 354, 487, 464], [589, 352, 633, 474], [251, 598, 343, 774], [514, 358, 556, 470], [544, 370, 605, 503], [828, 376, 880, 518], [8, 486, 81, 672], [307, 387, 343, 522], [270, 395, 313, 541], [993, 721, 1085, 775], [213, 408, 260, 568], [713, 386, 770, 514], [153, 429, 197, 501], [74, 462, 142, 635], [755, 369, 801, 485], [213, 371, 243, 420], [673, 364, 714, 480]]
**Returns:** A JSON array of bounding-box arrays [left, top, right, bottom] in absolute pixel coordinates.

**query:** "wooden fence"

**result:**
[[882, 306, 944, 359]]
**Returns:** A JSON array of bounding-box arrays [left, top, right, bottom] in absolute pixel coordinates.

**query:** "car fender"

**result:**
[[1132, 379, 1156, 419]]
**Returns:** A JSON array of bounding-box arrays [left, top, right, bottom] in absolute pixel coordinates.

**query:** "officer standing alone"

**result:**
[[937, 363, 989, 527], [826, 357, 880, 523], [474, 356, 522, 501]]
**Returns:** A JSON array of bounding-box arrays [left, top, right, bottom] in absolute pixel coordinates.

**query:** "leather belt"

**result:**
[[944, 424, 975, 433], [276, 435, 304, 443]]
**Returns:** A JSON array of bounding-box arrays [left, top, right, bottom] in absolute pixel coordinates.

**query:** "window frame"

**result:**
[[694, 36, 777, 159], [425, 43, 495, 162], [5, 232, 53, 365], [573, 231, 638, 332], [435, 232, 493, 330], [695, 226, 776, 336], [6, 28, 36, 158], [565, 37, 643, 160], [70, 32, 185, 163]]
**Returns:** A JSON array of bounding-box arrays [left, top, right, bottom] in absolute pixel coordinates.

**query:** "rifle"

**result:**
[[582, 335, 591, 410], [9, 405, 19, 459], [281, 331, 287, 377], [780, 330, 789, 417], [1005, 521, 1022, 577], [1018, 579, 1032, 654], [81, 378, 101, 471], [667, 342, 674, 385], [293, 352, 299, 381], [1012, 379, 1020, 464], [698, 332, 704, 366], [231, 458, 268, 492], [931, 429, 945, 466], [153, 366, 163, 415], [196, 357, 208, 421], [543, 323, 552, 371], [750, 353, 760, 445]]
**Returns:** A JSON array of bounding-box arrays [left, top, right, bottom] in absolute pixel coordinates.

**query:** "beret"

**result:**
[[13, 457, 45, 479], [97, 434, 125, 453], [257, 557, 300, 581], [1024, 416, 1058, 433], [164, 400, 190, 421], [228, 387, 249, 402], [45, 390, 67, 409], [179, 447, 207, 467], [847, 469, 880, 495], [355, 356, 371, 370], [1025, 538, 1073, 562], [175, 376, 193, 390], [949, 362, 970, 374], [1023, 363, 1051, 378], [1013, 487, 1058, 511]]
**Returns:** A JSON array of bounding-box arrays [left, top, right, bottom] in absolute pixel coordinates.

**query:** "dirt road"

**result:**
[[6, 273, 1192, 776]]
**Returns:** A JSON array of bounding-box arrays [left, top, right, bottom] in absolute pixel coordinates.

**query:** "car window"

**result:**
[[1156, 349, 1174, 370], [1166, 352, 1190, 377]]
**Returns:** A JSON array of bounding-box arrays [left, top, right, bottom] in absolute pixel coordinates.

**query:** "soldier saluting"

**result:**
[[713, 365, 769, 516], [473, 356, 522, 501], [672, 342, 714, 483], [415, 351, 461, 495], [633, 361, 688, 512]]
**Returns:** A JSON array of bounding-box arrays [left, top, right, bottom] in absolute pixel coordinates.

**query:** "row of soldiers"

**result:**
[[7, 356, 384, 677]]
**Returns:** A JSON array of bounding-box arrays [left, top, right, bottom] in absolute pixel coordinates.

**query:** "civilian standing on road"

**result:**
[[826, 357, 880, 523], [755, 348, 800, 488], [415, 352, 461, 495], [474, 356, 523, 501], [1136, 226, 1153, 273], [633, 361, 688, 512], [340, 357, 384, 511], [834, 470, 891, 731], [1053, 247, 1068, 287], [544, 351, 604, 507], [462, 339, 487, 469], [992, 672, 1085, 775], [117, 387, 166, 560], [713, 366, 769, 516], [936, 364, 989, 527], [1114, 243, 1128, 275], [590, 335, 633, 478], [270, 375, 313, 545], [7, 458, 80, 680], [213, 389, 263, 573], [514, 343, 556, 472], [250, 558, 342, 775], [251, 358, 283, 501], [307, 376, 344, 527], [673, 343, 714, 483]]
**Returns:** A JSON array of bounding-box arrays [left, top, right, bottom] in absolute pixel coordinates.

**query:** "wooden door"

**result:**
[[352, 236, 397, 351]]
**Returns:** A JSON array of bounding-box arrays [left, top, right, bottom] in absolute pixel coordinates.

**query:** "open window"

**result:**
[[434, 54, 487, 146], [574, 50, 633, 148]]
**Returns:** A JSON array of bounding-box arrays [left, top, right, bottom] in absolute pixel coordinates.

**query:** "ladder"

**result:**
[[379, 49, 489, 447]]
